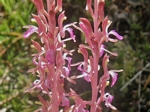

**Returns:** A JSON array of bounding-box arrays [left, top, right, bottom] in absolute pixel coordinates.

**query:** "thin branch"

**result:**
[[120, 62, 150, 91], [0, 67, 9, 85]]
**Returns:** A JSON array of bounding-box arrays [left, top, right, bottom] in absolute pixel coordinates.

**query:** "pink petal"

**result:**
[[79, 22, 93, 47], [23, 25, 38, 38], [78, 46, 88, 69], [80, 18, 93, 37], [78, 63, 84, 72], [66, 57, 72, 71], [32, 40, 42, 52], [85, 0, 93, 17], [100, 44, 104, 57], [98, 1, 105, 21], [49, 10, 56, 34], [31, 0, 44, 14], [66, 28, 76, 42], [83, 72, 91, 82], [45, 49, 55, 64], [102, 54, 109, 76], [102, 17, 109, 36], [58, 11, 66, 38], [56, 0, 62, 12], [86, 0, 92, 11], [109, 71, 118, 87], [109, 30, 123, 40], [37, 95, 48, 111], [63, 67, 70, 77], [104, 93, 117, 110], [44, 79, 51, 89], [60, 95, 70, 106], [32, 14, 47, 35]]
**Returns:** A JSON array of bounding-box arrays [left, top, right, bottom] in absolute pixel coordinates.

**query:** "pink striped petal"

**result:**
[[104, 93, 117, 110], [109, 30, 123, 40], [109, 71, 118, 87], [66, 28, 76, 42], [23, 25, 38, 38], [100, 44, 104, 57], [83, 72, 91, 82]]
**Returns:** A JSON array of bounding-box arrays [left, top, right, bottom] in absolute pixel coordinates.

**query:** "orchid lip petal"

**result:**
[[66, 28, 76, 42], [83, 73, 91, 82], [78, 63, 84, 71], [109, 30, 123, 40], [101, 48, 118, 56], [104, 93, 117, 110], [63, 67, 70, 77], [109, 71, 118, 87], [104, 93, 114, 107], [100, 44, 104, 57], [23, 26, 38, 38]]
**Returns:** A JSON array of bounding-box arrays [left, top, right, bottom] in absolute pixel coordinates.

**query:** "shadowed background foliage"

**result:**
[[0, 0, 150, 112]]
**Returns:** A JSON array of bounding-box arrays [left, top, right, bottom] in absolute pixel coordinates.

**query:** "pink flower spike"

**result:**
[[109, 30, 123, 40], [109, 71, 118, 87], [23, 25, 38, 38]]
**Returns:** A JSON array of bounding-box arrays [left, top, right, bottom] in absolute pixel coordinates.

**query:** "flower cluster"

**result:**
[[76, 0, 123, 111], [23, 0, 77, 111], [23, 0, 123, 112]]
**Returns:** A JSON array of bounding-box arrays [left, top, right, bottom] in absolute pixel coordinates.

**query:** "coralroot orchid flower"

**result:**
[[104, 93, 117, 110], [23, 0, 123, 112], [23, 0, 77, 111], [77, 0, 123, 111]]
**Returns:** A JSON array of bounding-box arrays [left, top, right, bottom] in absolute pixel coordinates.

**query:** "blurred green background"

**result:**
[[0, 0, 150, 112]]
